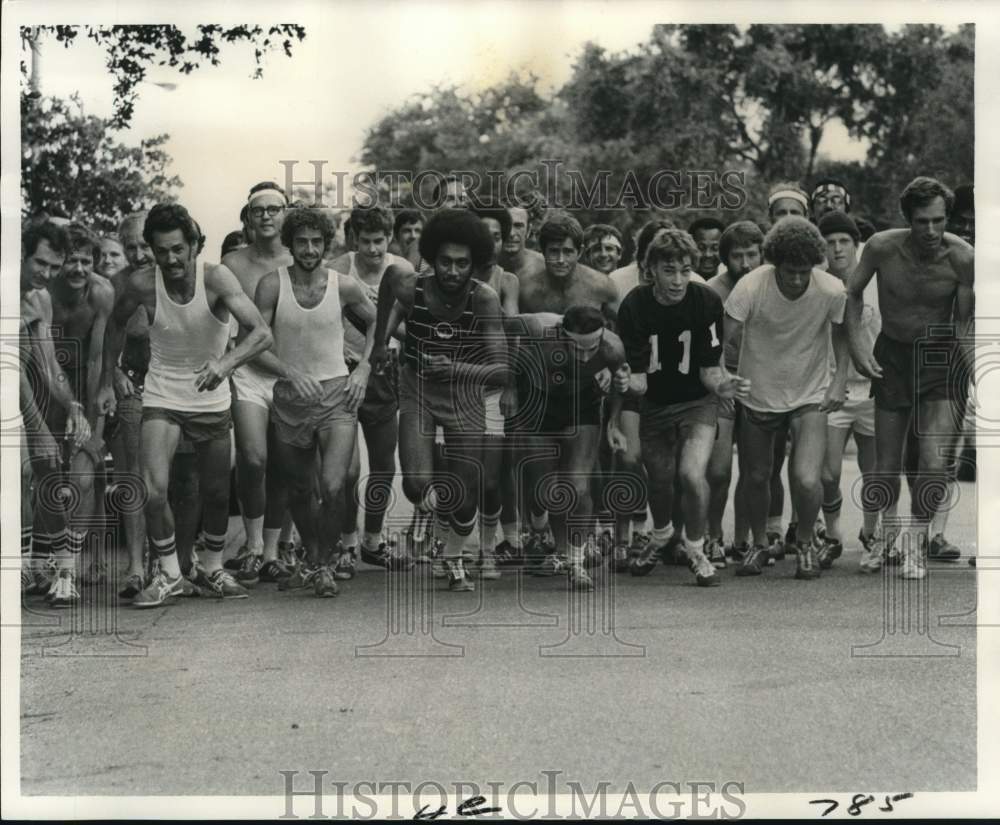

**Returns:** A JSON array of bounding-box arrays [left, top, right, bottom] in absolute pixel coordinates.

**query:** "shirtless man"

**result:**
[[330, 204, 412, 575], [767, 183, 810, 223], [582, 224, 624, 275], [847, 177, 974, 579], [104, 203, 273, 607], [373, 209, 509, 591], [222, 181, 295, 583], [498, 205, 544, 281], [20, 221, 92, 607], [255, 208, 376, 597], [389, 207, 424, 270], [508, 307, 630, 589], [45, 224, 115, 585]]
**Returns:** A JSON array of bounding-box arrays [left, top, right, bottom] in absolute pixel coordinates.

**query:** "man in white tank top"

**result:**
[[222, 182, 295, 585], [329, 205, 412, 575], [105, 204, 274, 607], [253, 208, 377, 598]]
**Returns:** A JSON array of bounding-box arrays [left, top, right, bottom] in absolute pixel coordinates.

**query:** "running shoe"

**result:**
[[258, 559, 292, 583], [83, 558, 108, 585], [224, 544, 250, 571], [20, 566, 32, 596], [314, 565, 339, 597], [928, 533, 961, 562], [705, 537, 727, 569], [278, 565, 319, 591], [687, 548, 720, 587], [727, 542, 749, 564], [523, 531, 552, 571], [334, 550, 357, 580], [190, 567, 250, 599], [446, 559, 475, 592], [430, 541, 449, 579], [794, 540, 821, 580], [528, 553, 567, 577], [360, 542, 391, 568], [583, 539, 604, 569], [858, 530, 884, 574], [611, 543, 631, 574], [629, 540, 659, 577], [568, 563, 594, 591], [899, 538, 927, 580], [48, 569, 80, 608], [277, 541, 299, 570], [660, 532, 688, 566], [784, 521, 798, 554], [493, 539, 522, 567], [24, 569, 53, 597], [767, 531, 784, 563], [478, 548, 501, 580], [735, 544, 770, 577], [133, 569, 185, 608], [883, 532, 902, 567], [117, 572, 145, 601], [817, 537, 844, 570], [235, 552, 262, 586]]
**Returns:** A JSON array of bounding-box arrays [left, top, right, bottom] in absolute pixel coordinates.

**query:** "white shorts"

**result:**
[[827, 396, 875, 437], [231, 364, 276, 410], [484, 389, 504, 437]]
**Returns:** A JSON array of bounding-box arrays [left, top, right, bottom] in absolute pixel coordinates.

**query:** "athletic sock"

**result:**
[[244, 515, 265, 554], [201, 532, 226, 573], [766, 515, 782, 535], [445, 516, 476, 562], [651, 523, 674, 546], [480, 510, 501, 552], [822, 494, 843, 541], [150, 535, 181, 579], [530, 510, 549, 533], [262, 527, 281, 563], [501, 521, 522, 548], [279, 519, 295, 545], [340, 531, 359, 551], [568, 543, 586, 566], [684, 534, 706, 560], [434, 513, 452, 552], [362, 531, 381, 551]]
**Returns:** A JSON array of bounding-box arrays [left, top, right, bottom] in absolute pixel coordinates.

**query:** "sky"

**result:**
[[16, 4, 882, 256]]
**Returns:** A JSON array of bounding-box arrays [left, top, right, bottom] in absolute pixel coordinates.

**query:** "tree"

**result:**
[[21, 93, 182, 233], [20, 24, 307, 128]]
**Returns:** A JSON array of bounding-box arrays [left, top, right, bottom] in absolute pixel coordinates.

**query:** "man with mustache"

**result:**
[[847, 177, 975, 578]]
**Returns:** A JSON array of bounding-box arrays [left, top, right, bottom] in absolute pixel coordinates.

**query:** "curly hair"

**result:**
[[719, 221, 765, 263], [899, 176, 954, 222], [393, 208, 424, 238], [65, 223, 101, 265], [143, 203, 205, 255], [761, 216, 826, 267], [22, 220, 70, 259], [418, 208, 495, 270], [473, 206, 513, 243], [350, 204, 394, 238], [538, 212, 584, 252], [280, 207, 335, 251], [643, 228, 700, 272]]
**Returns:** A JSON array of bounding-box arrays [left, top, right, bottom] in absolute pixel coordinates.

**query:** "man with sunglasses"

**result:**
[[222, 181, 295, 584]]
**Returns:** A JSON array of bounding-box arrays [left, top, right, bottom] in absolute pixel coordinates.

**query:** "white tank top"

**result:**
[[344, 251, 403, 360], [144, 263, 231, 412], [274, 266, 349, 381]]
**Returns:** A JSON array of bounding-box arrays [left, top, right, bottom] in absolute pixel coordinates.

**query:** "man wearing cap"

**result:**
[[816, 211, 881, 570], [846, 177, 974, 579], [767, 182, 810, 224], [222, 182, 295, 585]]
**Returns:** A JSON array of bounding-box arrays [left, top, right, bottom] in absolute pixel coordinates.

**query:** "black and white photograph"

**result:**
[[2, 0, 997, 819]]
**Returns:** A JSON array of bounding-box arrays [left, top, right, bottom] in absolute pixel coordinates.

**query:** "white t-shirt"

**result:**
[[725, 265, 846, 412]]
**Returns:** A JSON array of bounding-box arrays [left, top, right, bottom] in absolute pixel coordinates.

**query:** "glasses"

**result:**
[[249, 205, 285, 219]]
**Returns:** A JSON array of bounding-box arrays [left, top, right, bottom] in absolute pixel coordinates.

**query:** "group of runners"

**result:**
[[18, 172, 975, 605]]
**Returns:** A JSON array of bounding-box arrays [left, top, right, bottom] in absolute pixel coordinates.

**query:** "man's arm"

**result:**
[[373, 264, 415, 371], [844, 238, 882, 378], [340, 277, 378, 410], [32, 293, 90, 445], [954, 244, 975, 373], [201, 263, 273, 390], [86, 279, 114, 425], [600, 273, 621, 328], [500, 271, 520, 315]]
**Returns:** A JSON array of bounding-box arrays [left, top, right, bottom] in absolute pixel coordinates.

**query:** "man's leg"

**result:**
[[676, 419, 720, 586], [521, 434, 559, 570], [862, 406, 910, 572], [555, 424, 601, 582], [909, 399, 959, 575], [316, 420, 360, 593], [635, 417, 679, 576], [362, 413, 399, 558], [769, 424, 788, 540], [271, 437, 320, 587], [440, 430, 486, 589], [854, 432, 879, 539], [612, 408, 647, 571], [736, 414, 777, 550], [133, 415, 185, 607], [479, 433, 504, 577], [232, 400, 270, 559], [261, 423, 291, 566], [340, 434, 362, 556], [110, 395, 146, 593], [788, 408, 828, 578], [820, 424, 852, 548], [398, 407, 438, 556], [193, 434, 241, 587]]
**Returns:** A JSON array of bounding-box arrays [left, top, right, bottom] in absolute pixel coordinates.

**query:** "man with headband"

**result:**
[[810, 178, 852, 224], [582, 224, 624, 275], [222, 181, 295, 585], [616, 228, 749, 587], [505, 306, 630, 590], [767, 182, 810, 224]]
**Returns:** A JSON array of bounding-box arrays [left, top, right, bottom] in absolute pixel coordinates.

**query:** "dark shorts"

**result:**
[[508, 383, 604, 435], [142, 406, 232, 443], [640, 396, 717, 447], [349, 360, 398, 429], [398, 365, 485, 436], [272, 376, 356, 448], [621, 394, 641, 415], [716, 395, 742, 423], [742, 403, 823, 433], [108, 391, 144, 456], [872, 332, 960, 411], [43, 406, 105, 468]]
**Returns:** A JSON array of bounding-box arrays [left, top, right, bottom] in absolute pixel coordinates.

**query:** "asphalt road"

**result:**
[[18, 462, 981, 799]]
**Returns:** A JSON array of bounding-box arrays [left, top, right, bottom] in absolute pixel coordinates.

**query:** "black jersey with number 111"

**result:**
[[617, 282, 724, 406]]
